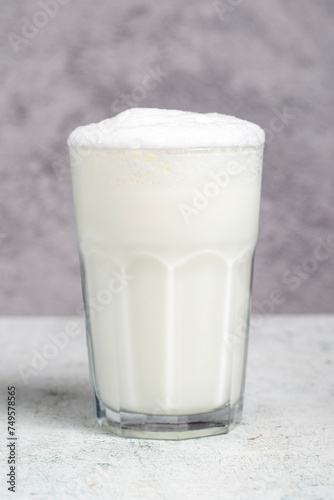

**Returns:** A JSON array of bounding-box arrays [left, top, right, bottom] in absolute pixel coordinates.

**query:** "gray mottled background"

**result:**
[[1, 0, 333, 315]]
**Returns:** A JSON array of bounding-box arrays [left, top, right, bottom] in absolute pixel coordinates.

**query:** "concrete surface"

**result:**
[[1, 1, 334, 315], [0, 315, 333, 499]]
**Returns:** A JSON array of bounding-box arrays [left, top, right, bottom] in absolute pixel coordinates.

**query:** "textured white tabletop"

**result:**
[[0, 316, 333, 500]]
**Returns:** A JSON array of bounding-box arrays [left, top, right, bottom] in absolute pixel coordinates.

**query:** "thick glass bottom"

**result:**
[[95, 397, 244, 440]]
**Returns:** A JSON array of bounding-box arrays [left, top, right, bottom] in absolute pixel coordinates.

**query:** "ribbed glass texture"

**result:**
[[71, 146, 264, 439]]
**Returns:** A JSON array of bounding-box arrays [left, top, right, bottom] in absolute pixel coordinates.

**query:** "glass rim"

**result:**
[[68, 144, 264, 154]]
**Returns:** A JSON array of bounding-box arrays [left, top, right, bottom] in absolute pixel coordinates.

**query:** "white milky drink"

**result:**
[[68, 108, 265, 439]]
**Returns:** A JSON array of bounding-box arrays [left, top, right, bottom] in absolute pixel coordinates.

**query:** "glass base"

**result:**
[[95, 397, 244, 440]]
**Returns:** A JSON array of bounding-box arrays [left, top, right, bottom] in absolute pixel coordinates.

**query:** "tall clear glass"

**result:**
[[69, 145, 264, 440]]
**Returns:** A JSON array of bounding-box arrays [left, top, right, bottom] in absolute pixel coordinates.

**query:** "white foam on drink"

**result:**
[[67, 108, 265, 149]]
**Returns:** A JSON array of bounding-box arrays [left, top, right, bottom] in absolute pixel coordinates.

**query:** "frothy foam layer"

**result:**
[[70, 148, 263, 190], [67, 108, 265, 149]]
